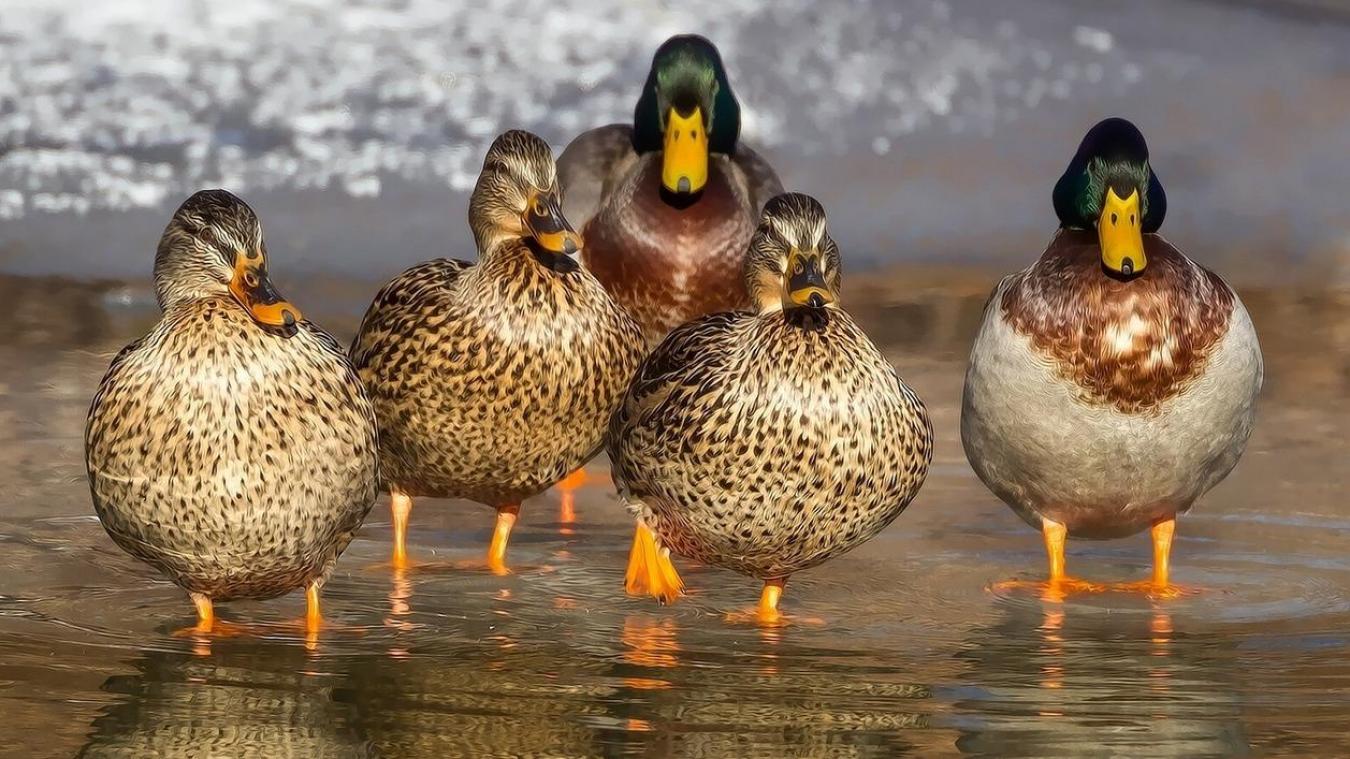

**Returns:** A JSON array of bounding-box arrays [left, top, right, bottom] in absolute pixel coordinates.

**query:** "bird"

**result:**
[[608, 193, 933, 623], [558, 33, 784, 344], [961, 117, 1263, 597], [85, 189, 379, 636], [350, 130, 646, 574]]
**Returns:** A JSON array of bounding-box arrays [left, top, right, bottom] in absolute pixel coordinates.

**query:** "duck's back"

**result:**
[[86, 298, 379, 600], [351, 254, 645, 505], [610, 309, 932, 578]]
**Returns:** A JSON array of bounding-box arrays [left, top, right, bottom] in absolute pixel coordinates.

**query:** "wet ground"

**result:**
[[1, 275, 1348, 758]]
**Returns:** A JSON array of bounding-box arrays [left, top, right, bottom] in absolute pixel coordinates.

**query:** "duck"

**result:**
[[608, 193, 934, 623], [85, 189, 380, 635], [558, 33, 784, 343], [350, 130, 646, 573], [961, 117, 1263, 597]]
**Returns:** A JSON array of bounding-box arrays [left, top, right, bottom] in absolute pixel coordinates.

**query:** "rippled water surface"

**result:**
[[2, 280, 1349, 758]]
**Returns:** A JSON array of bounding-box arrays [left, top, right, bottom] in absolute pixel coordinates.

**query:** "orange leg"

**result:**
[[486, 504, 519, 576], [1043, 519, 1067, 582], [391, 489, 413, 570], [758, 578, 786, 625], [1115, 517, 1193, 598], [173, 593, 247, 639], [1151, 517, 1174, 587], [305, 583, 322, 633], [624, 522, 684, 604], [723, 578, 819, 627], [558, 468, 588, 524], [191, 592, 214, 631], [993, 517, 1104, 597]]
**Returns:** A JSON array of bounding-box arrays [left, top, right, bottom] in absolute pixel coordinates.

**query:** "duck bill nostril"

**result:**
[[1098, 186, 1146, 276]]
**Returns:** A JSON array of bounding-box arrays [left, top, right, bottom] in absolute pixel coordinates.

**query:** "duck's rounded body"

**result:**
[[350, 130, 645, 571], [558, 35, 782, 342], [962, 230, 1261, 540], [352, 251, 643, 506], [960, 118, 1262, 592], [613, 308, 932, 578], [610, 194, 932, 619], [85, 189, 378, 629]]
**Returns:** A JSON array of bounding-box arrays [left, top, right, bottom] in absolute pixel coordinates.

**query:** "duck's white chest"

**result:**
[[961, 293, 1262, 538]]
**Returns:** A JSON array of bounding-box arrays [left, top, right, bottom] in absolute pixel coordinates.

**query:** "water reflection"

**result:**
[[953, 596, 1249, 757], [6, 274, 1350, 757], [78, 644, 366, 758]]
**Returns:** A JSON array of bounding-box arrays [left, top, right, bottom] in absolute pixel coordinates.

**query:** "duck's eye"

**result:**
[[245, 272, 259, 288], [197, 227, 214, 244], [794, 261, 804, 275], [533, 198, 547, 215]]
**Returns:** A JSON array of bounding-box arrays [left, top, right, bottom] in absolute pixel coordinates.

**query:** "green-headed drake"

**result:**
[[351, 130, 645, 573], [608, 193, 933, 623], [962, 118, 1263, 597], [558, 34, 783, 343], [85, 189, 380, 635]]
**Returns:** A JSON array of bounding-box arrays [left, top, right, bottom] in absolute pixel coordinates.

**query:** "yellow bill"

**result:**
[[1099, 187, 1146, 276], [662, 106, 708, 194]]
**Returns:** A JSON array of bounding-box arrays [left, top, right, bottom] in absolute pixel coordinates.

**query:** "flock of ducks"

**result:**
[[84, 34, 1263, 633]]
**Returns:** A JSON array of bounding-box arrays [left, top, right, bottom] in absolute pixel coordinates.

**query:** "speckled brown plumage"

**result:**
[[350, 131, 645, 510], [609, 194, 933, 581], [1001, 229, 1236, 415], [85, 190, 379, 604]]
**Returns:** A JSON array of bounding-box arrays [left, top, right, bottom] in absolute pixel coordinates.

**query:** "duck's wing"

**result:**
[[349, 258, 473, 367], [733, 141, 785, 213], [557, 124, 638, 228], [609, 311, 744, 443]]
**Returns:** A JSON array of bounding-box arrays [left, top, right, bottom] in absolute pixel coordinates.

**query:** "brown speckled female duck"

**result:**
[[609, 193, 933, 623], [962, 118, 1263, 597], [350, 130, 646, 573], [85, 189, 380, 634], [558, 34, 783, 342]]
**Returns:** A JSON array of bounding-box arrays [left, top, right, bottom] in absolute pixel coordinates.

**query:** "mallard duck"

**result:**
[[558, 34, 783, 342], [961, 118, 1263, 596], [85, 189, 380, 634], [350, 130, 645, 573], [608, 193, 934, 622]]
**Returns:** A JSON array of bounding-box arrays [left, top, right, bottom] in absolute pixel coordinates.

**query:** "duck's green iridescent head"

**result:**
[[632, 34, 741, 196], [1053, 117, 1167, 277]]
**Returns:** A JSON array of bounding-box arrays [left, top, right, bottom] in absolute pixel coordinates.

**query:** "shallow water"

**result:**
[[1, 280, 1349, 757]]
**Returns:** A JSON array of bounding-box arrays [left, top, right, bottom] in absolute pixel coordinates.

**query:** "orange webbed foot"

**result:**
[[624, 522, 684, 605]]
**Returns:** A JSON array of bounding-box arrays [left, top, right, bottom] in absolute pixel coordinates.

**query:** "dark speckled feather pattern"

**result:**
[[86, 301, 379, 601], [350, 246, 646, 506], [608, 308, 933, 579]]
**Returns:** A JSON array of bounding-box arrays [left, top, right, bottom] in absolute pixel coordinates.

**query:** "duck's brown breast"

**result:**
[[582, 153, 755, 341]]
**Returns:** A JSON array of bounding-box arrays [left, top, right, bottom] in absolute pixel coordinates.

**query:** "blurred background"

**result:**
[[3, 2, 1350, 757], [4, 0, 1350, 290]]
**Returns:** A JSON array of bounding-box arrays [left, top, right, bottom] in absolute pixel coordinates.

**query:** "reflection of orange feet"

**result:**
[[991, 576, 1109, 601], [558, 469, 585, 524], [1109, 580, 1199, 600], [621, 616, 681, 676], [624, 522, 684, 604]]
